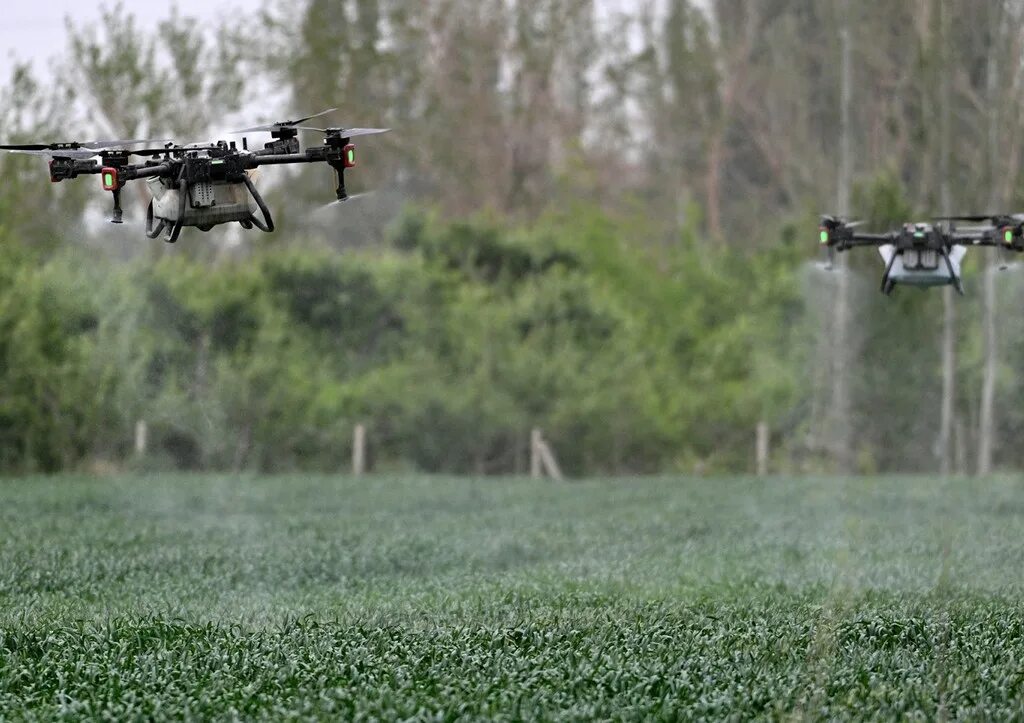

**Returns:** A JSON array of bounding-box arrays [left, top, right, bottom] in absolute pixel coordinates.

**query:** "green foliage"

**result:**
[[0, 206, 806, 475], [62, 1, 244, 139], [0, 250, 102, 471]]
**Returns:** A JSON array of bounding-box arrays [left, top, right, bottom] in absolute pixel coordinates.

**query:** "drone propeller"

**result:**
[[230, 108, 339, 135], [819, 215, 864, 229], [129, 145, 221, 157], [1, 148, 102, 160], [934, 214, 1024, 227], [298, 127, 391, 138], [0, 138, 164, 152], [935, 215, 1002, 222]]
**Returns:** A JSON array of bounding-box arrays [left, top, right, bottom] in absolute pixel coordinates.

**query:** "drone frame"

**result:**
[[819, 216, 1024, 295], [1, 110, 388, 243]]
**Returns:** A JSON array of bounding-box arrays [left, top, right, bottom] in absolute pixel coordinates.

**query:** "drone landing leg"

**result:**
[[330, 162, 347, 201], [144, 200, 166, 239], [164, 181, 188, 244], [110, 187, 123, 224], [879, 250, 898, 294], [241, 174, 275, 233], [940, 250, 964, 295]]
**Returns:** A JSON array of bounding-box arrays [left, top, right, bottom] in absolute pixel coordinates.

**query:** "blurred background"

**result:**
[[0, 0, 1022, 477]]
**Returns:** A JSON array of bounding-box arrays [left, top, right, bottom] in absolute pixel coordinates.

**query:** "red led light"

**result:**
[[101, 167, 119, 191]]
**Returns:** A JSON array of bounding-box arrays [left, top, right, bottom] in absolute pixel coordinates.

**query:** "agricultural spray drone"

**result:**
[[818, 214, 1024, 295], [0, 108, 389, 243]]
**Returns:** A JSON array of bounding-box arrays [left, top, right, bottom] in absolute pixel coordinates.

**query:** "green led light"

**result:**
[[103, 173, 113, 187], [347, 149, 356, 164], [819, 230, 829, 244], [1006, 230, 1014, 244]]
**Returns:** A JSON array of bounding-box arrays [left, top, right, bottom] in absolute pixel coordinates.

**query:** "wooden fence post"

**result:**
[[756, 421, 769, 477], [134, 419, 148, 459], [353, 423, 366, 476], [530, 429, 564, 481], [531, 429, 542, 479], [538, 438, 564, 481]]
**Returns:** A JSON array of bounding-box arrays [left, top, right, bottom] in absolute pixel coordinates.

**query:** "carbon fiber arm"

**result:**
[[831, 232, 897, 251]]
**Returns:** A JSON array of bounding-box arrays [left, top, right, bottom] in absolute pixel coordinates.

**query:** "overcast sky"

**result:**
[[1, 1, 656, 88], [0, 1, 244, 79]]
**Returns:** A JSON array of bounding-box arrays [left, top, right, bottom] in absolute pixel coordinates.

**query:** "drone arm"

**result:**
[[243, 152, 326, 168], [123, 163, 174, 180], [45, 158, 100, 182], [245, 148, 352, 201], [849, 233, 894, 245], [947, 229, 1024, 251], [833, 233, 896, 250]]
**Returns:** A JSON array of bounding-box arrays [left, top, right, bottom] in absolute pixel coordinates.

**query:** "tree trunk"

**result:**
[[705, 3, 757, 240], [938, 288, 956, 476], [978, 2, 1002, 477], [978, 269, 997, 476], [830, 0, 854, 473], [706, 131, 723, 238], [936, 0, 955, 477]]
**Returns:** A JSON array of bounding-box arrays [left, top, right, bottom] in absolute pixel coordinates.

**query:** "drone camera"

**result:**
[[101, 167, 119, 191]]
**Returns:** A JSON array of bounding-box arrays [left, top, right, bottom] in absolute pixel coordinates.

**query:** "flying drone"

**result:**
[[818, 214, 1024, 295], [0, 108, 389, 243]]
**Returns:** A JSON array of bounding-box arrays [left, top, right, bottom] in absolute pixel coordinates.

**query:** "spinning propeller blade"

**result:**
[[298, 127, 391, 138], [934, 214, 1024, 227], [935, 215, 999, 222], [318, 192, 376, 210], [230, 108, 339, 134], [129, 145, 221, 157], [3, 149, 100, 160], [0, 138, 165, 152], [819, 215, 863, 231]]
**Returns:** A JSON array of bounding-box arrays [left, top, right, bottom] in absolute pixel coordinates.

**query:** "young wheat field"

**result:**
[[2, 474, 1023, 719]]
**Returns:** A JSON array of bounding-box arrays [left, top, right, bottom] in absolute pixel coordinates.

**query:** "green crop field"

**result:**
[[2, 474, 1024, 719]]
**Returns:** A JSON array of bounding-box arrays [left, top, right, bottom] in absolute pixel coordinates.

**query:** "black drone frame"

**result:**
[[0, 108, 389, 243], [819, 215, 1024, 294]]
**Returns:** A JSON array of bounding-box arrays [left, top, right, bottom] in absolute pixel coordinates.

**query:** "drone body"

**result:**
[[877, 241, 966, 289], [0, 108, 389, 243], [146, 169, 264, 233], [818, 216, 1024, 295]]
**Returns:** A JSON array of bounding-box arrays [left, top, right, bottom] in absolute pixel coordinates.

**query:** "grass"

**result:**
[[2, 474, 1024, 719]]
